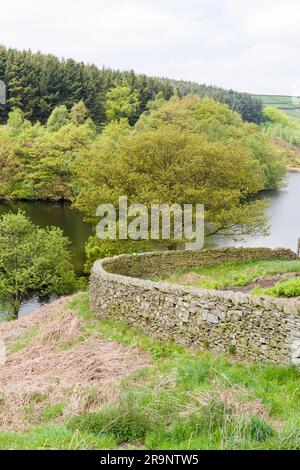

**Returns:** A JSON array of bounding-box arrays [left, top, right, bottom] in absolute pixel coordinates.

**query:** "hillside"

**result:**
[[0, 45, 263, 125], [0, 292, 299, 450], [253, 94, 300, 121], [271, 138, 300, 172], [163, 79, 263, 123]]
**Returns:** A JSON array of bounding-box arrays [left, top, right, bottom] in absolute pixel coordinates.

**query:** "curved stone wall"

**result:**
[[89, 247, 300, 365]]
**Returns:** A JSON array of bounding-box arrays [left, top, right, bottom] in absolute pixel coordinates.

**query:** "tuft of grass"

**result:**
[[239, 415, 275, 442], [9, 327, 40, 353], [68, 395, 157, 445], [67, 292, 95, 319], [41, 403, 64, 422], [228, 345, 237, 356], [145, 411, 275, 450], [27, 392, 47, 404]]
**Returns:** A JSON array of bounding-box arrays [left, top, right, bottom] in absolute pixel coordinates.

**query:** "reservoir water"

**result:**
[[1, 172, 300, 318], [212, 173, 300, 253], [0, 201, 93, 318]]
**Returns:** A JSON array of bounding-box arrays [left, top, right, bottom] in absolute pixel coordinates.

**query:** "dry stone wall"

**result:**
[[89, 247, 300, 365]]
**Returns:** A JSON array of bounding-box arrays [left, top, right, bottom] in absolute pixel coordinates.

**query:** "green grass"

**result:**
[[68, 293, 300, 449], [253, 277, 300, 298], [8, 326, 40, 353], [67, 293, 94, 319], [253, 94, 300, 121], [1, 292, 299, 450], [153, 259, 300, 295], [0, 424, 116, 450]]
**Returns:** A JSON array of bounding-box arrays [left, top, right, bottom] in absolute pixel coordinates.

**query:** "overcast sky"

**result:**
[[0, 0, 299, 95]]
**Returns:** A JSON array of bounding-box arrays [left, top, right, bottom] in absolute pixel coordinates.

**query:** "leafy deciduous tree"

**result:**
[[0, 211, 77, 318], [106, 85, 140, 123], [74, 123, 270, 248], [47, 105, 70, 132], [70, 100, 88, 125]]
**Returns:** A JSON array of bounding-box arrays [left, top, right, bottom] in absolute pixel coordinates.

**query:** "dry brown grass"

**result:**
[[180, 384, 269, 421], [0, 297, 150, 431]]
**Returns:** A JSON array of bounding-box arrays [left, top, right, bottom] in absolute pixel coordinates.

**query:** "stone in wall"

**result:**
[[89, 247, 300, 365]]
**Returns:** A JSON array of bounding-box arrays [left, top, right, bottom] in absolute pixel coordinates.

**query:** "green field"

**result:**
[[253, 94, 300, 121]]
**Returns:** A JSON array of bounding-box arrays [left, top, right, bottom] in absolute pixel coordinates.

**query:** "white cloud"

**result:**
[[0, 0, 299, 94], [227, 0, 300, 39]]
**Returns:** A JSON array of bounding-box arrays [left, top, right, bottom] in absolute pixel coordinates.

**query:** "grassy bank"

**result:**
[[155, 259, 300, 297], [0, 292, 299, 450]]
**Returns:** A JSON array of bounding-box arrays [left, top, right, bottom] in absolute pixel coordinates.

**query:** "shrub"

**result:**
[[68, 395, 157, 444]]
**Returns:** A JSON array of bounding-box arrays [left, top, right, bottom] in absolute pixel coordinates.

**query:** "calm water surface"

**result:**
[[0, 201, 92, 318], [211, 173, 300, 252], [1, 173, 300, 318]]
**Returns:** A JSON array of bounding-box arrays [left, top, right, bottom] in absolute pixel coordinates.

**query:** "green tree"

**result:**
[[0, 211, 77, 318], [70, 100, 88, 125], [136, 95, 286, 189], [94, 118, 131, 148], [7, 108, 30, 137], [263, 107, 290, 126], [47, 105, 70, 132], [106, 85, 140, 123], [74, 124, 269, 247], [16, 122, 94, 200], [0, 137, 23, 197]]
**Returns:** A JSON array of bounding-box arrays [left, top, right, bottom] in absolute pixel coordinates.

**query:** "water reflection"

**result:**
[[1, 173, 300, 319], [0, 201, 93, 320], [0, 201, 93, 274], [210, 173, 300, 253]]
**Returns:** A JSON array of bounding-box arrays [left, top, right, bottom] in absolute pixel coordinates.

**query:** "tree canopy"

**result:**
[[0, 45, 173, 125], [0, 93, 286, 263], [0, 45, 263, 126], [0, 211, 77, 317], [73, 95, 285, 259], [163, 78, 264, 124], [106, 85, 140, 124], [136, 95, 285, 189], [47, 104, 70, 132]]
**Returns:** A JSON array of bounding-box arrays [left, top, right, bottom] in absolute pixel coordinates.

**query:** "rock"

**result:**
[[90, 247, 300, 366]]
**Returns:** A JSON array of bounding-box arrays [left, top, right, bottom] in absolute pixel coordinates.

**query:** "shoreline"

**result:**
[[287, 167, 300, 174]]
